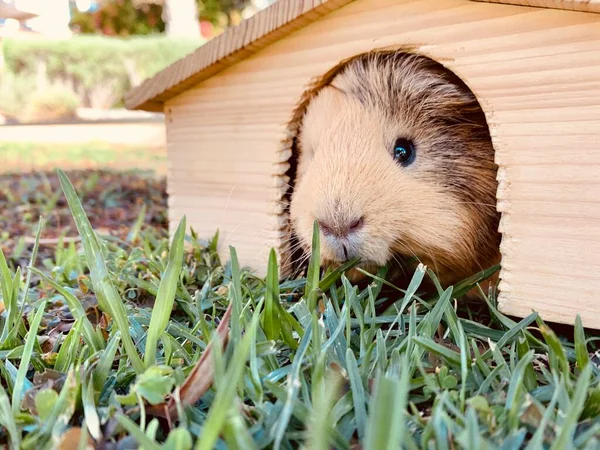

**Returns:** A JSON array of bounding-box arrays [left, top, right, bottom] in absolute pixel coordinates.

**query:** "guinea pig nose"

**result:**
[[318, 216, 364, 238]]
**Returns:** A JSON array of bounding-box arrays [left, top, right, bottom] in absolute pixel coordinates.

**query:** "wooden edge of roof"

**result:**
[[124, 0, 354, 112], [125, 0, 599, 112]]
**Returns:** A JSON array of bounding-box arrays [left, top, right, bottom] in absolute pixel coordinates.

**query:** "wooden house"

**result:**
[[125, 0, 600, 328]]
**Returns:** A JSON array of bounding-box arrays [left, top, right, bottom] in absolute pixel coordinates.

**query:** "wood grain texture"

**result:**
[[473, 0, 600, 14], [125, 0, 599, 112], [124, 0, 354, 111], [161, 0, 600, 328]]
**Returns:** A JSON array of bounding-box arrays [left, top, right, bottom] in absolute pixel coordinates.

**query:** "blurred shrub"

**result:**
[[0, 35, 202, 113], [24, 85, 81, 123], [0, 71, 37, 120]]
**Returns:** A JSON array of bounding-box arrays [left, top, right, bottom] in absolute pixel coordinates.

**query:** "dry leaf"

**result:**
[[216, 286, 228, 297], [146, 303, 232, 421], [57, 427, 94, 450]]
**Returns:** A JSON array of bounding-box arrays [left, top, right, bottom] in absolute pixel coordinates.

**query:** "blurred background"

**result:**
[[0, 0, 274, 174]]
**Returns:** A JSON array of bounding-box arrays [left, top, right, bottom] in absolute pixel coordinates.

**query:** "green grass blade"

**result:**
[[22, 217, 44, 305], [116, 414, 162, 450], [6, 216, 44, 345], [574, 314, 589, 371], [505, 350, 534, 429], [551, 364, 592, 450], [3, 360, 33, 394], [272, 321, 313, 450], [144, 216, 186, 367], [516, 336, 537, 392], [479, 312, 538, 361], [195, 310, 258, 450], [322, 301, 348, 364], [228, 246, 243, 346], [165, 428, 193, 450], [263, 248, 281, 341], [477, 363, 506, 396], [412, 336, 462, 367], [0, 247, 15, 341], [0, 247, 12, 308], [538, 319, 569, 376], [54, 319, 82, 373], [346, 349, 367, 440], [397, 263, 426, 317], [94, 331, 121, 392], [419, 286, 452, 337], [278, 305, 302, 349], [223, 404, 258, 450], [483, 295, 545, 349], [82, 376, 101, 441], [306, 371, 343, 450], [34, 368, 78, 447], [12, 299, 46, 416], [364, 360, 410, 450], [126, 203, 147, 243], [318, 257, 360, 292], [457, 320, 469, 411], [431, 401, 451, 450], [451, 264, 500, 298], [305, 220, 321, 311], [525, 385, 560, 450], [459, 407, 481, 449], [0, 385, 20, 449], [57, 169, 144, 373], [266, 380, 350, 450], [383, 264, 426, 342]]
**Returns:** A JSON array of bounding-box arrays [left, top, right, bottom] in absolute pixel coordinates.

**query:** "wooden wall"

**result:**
[[165, 0, 600, 327]]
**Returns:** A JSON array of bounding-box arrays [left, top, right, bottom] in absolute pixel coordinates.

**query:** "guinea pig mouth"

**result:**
[[322, 235, 361, 262], [321, 243, 387, 272]]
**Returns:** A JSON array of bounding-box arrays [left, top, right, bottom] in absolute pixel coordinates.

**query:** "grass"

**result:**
[[0, 142, 166, 175], [0, 169, 599, 449]]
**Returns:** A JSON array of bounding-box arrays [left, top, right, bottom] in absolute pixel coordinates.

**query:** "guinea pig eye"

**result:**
[[393, 138, 415, 166]]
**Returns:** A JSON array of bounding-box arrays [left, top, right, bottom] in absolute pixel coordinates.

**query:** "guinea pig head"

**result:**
[[289, 51, 500, 286]]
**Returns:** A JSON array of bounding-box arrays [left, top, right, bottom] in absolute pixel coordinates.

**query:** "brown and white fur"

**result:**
[[287, 50, 501, 291]]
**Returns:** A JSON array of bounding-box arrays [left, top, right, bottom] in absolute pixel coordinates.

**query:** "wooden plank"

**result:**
[[497, 182, 600, 203], [473, 0, 600, 14]]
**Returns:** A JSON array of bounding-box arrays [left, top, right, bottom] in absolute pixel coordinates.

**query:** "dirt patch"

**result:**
[[0, 169, 168, 264]]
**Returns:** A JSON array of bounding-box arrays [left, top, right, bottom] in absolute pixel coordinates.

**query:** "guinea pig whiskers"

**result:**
[[278, 181, 296, 191], [296, 251, 313, 271], [391, 236, 438, 277], [390, 253, 409, 280], [285, 241, 307, 257]]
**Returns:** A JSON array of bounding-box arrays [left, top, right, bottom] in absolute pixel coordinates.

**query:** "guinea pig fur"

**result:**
[[288, 50, 501, 291]]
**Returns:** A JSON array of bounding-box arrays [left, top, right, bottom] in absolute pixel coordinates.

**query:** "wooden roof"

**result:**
[[125, 0, 600, 112]]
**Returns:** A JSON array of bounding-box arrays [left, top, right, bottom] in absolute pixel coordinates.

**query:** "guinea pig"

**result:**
[[287, 49, 501, 291]]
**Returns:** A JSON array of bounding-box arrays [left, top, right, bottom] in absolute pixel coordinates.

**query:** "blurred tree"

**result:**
[[198, 0, 247, 26], [70, 0, 165, 36], [70, 0, 267, 37]]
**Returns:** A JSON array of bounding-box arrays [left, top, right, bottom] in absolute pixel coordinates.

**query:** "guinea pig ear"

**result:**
[[426, 60, 481, 105], [300, 86, 348, 150]]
